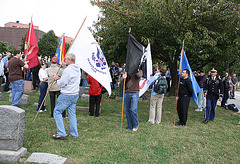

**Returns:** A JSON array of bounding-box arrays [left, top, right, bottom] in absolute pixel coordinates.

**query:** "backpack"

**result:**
[[153, 75, 168, 94], [98, 82, 107, 94], [226, 104, 239, 112]]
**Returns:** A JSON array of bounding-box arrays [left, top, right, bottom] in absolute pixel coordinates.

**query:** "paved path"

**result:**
[[217, 91, 240, 109]]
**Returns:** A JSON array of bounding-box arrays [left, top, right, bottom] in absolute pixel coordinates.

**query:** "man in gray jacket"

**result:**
[[47, 57, 65, 118], [52, 53, 81, 139]]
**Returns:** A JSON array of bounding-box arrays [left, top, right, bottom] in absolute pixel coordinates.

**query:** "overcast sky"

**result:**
[[0, 0, 100, 38]]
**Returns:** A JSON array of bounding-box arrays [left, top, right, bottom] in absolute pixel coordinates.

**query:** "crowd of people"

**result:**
[[0, 50, 239, 138]]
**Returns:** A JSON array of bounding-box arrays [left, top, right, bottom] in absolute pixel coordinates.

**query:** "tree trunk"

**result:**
[[168, 62, 178, 96]]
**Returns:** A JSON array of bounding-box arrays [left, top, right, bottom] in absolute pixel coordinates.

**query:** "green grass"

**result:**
[[1, 90, 240, 163]]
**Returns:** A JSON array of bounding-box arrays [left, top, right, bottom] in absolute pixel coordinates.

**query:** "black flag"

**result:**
[[125, 33, 144, 74]]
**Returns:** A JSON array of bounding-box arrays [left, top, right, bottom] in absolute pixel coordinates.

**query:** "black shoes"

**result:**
[[204, 120, 208, 124], [175, 121, 185, 126]]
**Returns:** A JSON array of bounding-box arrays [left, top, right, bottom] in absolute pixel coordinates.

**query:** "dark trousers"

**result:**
[[221, 90, 229, 107], [32, 72, 39, 89], [4, 72, 10, 91], [166, 77, 171, 92], [177, 95, 190, 125], [205, 95, 218, 121], [37, 82, 48, 111], [89, 94, 102, 117], [50, 91, 66, 117]]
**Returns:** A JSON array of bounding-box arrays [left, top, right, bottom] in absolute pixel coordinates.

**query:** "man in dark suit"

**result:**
[[203, 68, 224, 124]]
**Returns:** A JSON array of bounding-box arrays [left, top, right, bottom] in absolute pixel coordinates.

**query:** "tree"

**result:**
[[0, 41, 8, 53], [0, 41, 17, 54], [92, 0, 240, 95], [38, 30, 58, 58]]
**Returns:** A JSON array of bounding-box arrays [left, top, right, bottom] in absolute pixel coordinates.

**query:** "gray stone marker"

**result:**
[[0, 92, 4, 101], [0, 84, 5, 92], [84, 87, 89, 94], [0, 105, 27, 163], [79, 86, 86, 96], [81, 94, 89, 102], [9, 93, 30, 105], [26, 153, 67, 164]]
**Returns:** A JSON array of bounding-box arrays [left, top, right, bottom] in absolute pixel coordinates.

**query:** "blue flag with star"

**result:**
[[178, 46, 201, 105]]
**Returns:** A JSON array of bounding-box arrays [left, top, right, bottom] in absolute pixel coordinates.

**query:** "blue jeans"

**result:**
[[25, 70, 31, 81], [205, 94, 218, 121], [10, 79, 24, 106], [54, 94, 79, 138], [82, 79, 88, 87], [37, 82, 48, 111], [124, 92, 139, 129], [197, 88, 206, 109]]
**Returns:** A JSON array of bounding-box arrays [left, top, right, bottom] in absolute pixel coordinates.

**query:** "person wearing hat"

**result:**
[[195, 71, 208, 112], [203, 68, 224, 124], [47, 57, 66, 118]]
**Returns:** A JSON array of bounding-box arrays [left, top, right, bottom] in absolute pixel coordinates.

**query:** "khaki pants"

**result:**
[[148, 94, 164, 124]]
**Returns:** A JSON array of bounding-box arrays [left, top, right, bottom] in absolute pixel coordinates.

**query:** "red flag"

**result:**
[[62, 36, 66, 61], [24, 20, 39, 69]]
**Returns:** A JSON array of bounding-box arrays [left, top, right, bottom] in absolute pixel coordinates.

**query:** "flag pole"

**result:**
[[24, 16, 33, 80], [33, 16, 88, 123], [174, 40, 184, 125], [120, 72, 127, 133], [120, 27, 131, 133]]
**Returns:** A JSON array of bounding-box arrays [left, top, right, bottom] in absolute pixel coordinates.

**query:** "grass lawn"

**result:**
[[1, 90, 240, 163]]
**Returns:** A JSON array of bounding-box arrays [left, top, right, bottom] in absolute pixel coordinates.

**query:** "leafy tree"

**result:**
[[7, 45, 17, 54], [92, 0, 239, 95], [38, 30, 58, 58], [20, 33, 27, 53], [0, 41, 17, 54], [0, 41, 8, 54]]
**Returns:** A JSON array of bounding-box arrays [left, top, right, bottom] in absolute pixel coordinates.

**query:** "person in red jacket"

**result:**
[[87, 75, 102, 117]]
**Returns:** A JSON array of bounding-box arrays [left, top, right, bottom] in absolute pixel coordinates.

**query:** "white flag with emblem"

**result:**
[[68, 25, 112, 95], [139, 43, 152, 97]]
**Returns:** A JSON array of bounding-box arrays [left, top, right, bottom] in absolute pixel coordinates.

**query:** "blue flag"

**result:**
[[178, 46, 201, 105]]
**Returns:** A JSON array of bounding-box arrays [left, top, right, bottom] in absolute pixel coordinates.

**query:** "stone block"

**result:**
[[26, 153, 67, 164], [0, 105, 25, 151], [9, 94, 29, 105], [84, 87, 89, 94], [81, 94, 89, 102], [24, 80, 34, 93], [79, 86, 85, 96], [0, 147, 27, 163], [0, 92, 4, 101], [0, 84, 5, 92]]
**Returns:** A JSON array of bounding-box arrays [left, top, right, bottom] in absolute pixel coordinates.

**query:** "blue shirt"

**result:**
[[149, 73, 165, 95], [2, 56, 8, 64]]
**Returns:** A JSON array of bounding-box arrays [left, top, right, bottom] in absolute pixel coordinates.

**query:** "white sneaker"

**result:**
[[147, 120, 154, 124], [39, 110, 43, 113], [44, 109, 47, 112], [195, 108, 201, 111], [133, 126, 139, 132]]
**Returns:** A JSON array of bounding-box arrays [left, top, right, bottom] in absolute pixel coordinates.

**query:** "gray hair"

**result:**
[[67, 53, 75, 63]]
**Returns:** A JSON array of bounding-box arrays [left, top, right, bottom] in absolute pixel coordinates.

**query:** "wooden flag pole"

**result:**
[[24, 16, 33, 80], [120, 27, 132, 132], [121, 72, 127, 133], [33, 16, 88, 123], [174, 40, 184, 125]]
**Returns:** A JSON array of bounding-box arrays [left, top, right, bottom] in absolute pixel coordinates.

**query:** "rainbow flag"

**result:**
[[54, 34, 66, 64]]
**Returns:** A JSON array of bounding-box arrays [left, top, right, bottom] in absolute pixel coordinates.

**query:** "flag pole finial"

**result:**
[[98, 37, 100, 44], [129, 27, 131, 33]]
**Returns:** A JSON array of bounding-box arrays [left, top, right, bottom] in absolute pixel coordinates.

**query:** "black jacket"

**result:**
[[204, 75, 224, 99], [179, 78, 193, 97]]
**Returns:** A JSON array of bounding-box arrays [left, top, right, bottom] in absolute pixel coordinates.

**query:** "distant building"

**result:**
[[65, 36, 73, 44], [0, 21, 45, 50], [0, 21, 74, 51]]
